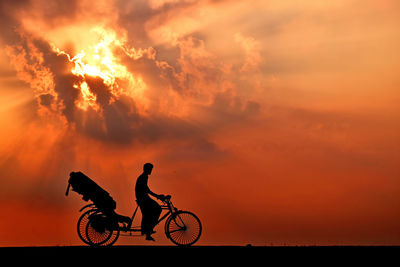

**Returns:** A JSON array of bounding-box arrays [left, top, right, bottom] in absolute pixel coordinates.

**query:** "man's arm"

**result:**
[[148, 189, 164, 200]]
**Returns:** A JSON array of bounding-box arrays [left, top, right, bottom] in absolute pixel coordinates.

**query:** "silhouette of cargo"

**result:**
[[65, 171, 117, 214]]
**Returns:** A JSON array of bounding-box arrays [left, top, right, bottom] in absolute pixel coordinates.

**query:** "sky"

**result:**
[[0, 0, 399, 246]]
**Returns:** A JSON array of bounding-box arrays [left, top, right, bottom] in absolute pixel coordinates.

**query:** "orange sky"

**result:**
[[0, 0, 400, 246]]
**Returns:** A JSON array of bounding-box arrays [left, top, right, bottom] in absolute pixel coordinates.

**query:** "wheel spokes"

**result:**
[[167, 212, 201, 246]]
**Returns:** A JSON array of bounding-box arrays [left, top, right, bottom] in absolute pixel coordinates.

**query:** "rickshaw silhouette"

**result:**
[[66, 171, 202, 246]]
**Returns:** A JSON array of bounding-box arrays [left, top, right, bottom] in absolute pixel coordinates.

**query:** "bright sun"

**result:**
[[53, 27, 147, 111]]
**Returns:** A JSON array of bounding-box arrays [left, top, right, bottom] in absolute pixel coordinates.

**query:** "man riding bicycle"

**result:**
[[135, 163, 166, 241], [68, 164, 202, 246]]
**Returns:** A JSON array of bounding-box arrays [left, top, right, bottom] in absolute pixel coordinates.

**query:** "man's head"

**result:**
[[143, 163, 153, 175]]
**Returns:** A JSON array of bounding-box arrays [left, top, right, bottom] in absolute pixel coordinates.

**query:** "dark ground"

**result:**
[[0, 245, 398, 264]]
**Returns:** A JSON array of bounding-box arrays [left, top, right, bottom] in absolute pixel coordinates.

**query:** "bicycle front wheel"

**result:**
[[165, 211, 202, 246]]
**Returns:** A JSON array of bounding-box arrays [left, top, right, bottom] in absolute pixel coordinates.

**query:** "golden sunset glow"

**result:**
[[52, 27, 147, 112], [0, 0, 399, 247]]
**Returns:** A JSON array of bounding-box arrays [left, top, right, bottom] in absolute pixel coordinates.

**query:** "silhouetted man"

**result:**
[[135, 163, 165, 241]]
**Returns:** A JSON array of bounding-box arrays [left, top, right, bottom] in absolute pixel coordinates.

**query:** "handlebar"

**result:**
[[161, 195, 177, 212]]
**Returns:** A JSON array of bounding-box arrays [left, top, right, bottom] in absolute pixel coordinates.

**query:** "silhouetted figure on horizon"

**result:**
[[135, 163, 166, 241]]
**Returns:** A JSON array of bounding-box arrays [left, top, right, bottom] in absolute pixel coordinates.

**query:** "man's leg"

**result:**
[[144, 201, 161, 241], [139, 206, 149, 235], [150, 204, 162, 232], [139, 205, 155, 240]]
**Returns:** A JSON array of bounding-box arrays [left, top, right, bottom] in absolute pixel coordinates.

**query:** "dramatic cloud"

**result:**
[[4, 9, 260, 147]]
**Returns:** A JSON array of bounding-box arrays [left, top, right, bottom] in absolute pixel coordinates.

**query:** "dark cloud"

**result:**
[[85, 75, 113, 107], [0, 0, 80, 45], [0, 0, 29, 43], [115, 0, 153, 47], [3, 33, 199, 145], [38, 93, 54, 107], [27, 0, 79, 28], [1, 0, 261, 156], [115, 0, 200, 46]]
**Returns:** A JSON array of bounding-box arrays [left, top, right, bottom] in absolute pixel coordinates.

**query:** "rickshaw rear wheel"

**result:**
[[77, 209, 97, 245], [85, 212, 120, 247]]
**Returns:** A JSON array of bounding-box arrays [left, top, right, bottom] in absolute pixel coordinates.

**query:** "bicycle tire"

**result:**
[[99, 228, 120, 247], [77, 208, 97, 245], [85, 212, 120, 247], [165, 211, 202, 246]]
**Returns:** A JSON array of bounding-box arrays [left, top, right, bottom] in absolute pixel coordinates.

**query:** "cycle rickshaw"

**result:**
[[77, 195, 202, 246], [66, 171, 202, 246]]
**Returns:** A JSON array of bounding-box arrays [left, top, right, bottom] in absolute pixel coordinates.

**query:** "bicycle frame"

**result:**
[[121, 197, 178, 234]]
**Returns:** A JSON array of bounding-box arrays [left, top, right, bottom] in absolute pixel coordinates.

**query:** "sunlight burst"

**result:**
[[53, 27, 147, 111]]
